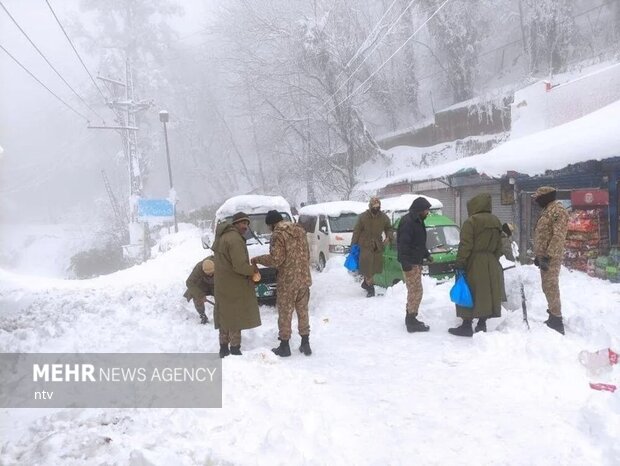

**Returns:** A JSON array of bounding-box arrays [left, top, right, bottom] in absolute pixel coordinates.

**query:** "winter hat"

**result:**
[[265, 210, 284, 226], [532, 186, 556, 198], [533, 187, 557, 208], [410, 196, 432, 213], [369, 197, 381, 208], [202, 259, 215, 275], [232, 211, 250, 224]]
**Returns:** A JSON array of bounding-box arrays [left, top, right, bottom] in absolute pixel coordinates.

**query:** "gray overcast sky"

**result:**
[[0, 0, 211, 223]]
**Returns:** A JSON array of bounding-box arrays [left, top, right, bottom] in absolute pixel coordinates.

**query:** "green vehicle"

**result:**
[[373, 212, 461, 287]]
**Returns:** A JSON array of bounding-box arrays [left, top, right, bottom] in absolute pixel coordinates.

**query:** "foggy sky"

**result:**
[[0, 0, 210, 223]]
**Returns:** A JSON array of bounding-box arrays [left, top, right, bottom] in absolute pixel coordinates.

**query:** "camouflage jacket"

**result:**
[[534, 201, 569, 260], [254, 221, 312, 289]]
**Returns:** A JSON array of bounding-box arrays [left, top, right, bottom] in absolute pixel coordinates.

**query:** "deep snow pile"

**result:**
[[1, 227, 619, 465]]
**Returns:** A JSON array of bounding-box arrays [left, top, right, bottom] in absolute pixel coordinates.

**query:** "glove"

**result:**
[[539, 256, 550, 272], [502, 223, 512, 237]]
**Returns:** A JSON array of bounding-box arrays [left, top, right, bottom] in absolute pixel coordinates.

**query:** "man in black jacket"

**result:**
[[397, 197, 433, 332]]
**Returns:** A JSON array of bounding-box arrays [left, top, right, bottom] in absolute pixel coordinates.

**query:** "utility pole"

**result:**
[[159, 110, 178, 233], [89, 58, 152, 261]]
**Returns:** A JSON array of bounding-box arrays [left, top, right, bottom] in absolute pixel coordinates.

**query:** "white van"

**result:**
[[298, 201, 367, 271], [380, 194, 443, 223]]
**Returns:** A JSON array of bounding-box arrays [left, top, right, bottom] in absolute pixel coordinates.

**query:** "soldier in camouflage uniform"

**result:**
[[252, 210, 313, 357], [533, 186, 569, 335], [351, 197, 394, 297], [183, 257, 215, 324]]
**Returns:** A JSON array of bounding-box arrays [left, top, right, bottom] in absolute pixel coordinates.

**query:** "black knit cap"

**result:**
[[265, 210, 284, 226], [232, 211, 250, 224]]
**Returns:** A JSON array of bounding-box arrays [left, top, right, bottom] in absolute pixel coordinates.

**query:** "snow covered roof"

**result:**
[[379, 194, 443, 212], [358, 99, 620, 192], [215, 195, 292, 218], [299, 201, 367, 217]]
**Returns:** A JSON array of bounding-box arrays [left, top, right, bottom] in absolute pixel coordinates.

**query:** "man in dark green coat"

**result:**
[[183, 256, 215, 324], [351, 197, 394, 297], [212, 212, 261, 358], [449, 193, 505, 337]]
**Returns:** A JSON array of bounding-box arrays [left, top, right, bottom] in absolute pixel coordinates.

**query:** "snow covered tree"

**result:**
[[519, 0, 577, 75], [421, 0, 489, 103]]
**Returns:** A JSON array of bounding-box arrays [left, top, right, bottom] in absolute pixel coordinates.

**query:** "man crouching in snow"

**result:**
[[252, 210, 313, 357], [183, 257, 215, 324]]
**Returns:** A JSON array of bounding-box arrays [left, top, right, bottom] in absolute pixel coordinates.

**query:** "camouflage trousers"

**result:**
[[541, 259, 562, 317], [403, 266, 423, 315], [219, 329, 241, 346], [277, 285, 310, 340]]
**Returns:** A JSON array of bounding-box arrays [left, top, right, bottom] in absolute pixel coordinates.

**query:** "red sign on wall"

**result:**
[[570, 189, 609, 207]]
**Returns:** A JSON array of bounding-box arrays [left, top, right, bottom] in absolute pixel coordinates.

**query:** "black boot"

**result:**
[[448, 320, 473, 337], [219, 343, 230, 358], [199, 312, 209, 325], [230, 345, 242, 355], [361, 280, 369, 290], [546, 314, 565, 335], [272, 339, 291, 357], [299, 335, 312, 356], [474, 318, 487, 333], [405, 313, 430, 332], [366, 285, 375, 298]]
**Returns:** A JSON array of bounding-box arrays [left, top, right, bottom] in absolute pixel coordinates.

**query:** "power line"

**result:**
[[334, 0, 400, 84], [0, 43, 91, 122], [326, 0, 451, 116], [316, 0, 420, 116], [44, 0, 109, 104], [0, 0, 106, 123]]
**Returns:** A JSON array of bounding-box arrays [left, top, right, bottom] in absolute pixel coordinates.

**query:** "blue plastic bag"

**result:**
[[450, 270, 474, 308], [344, 244, 360, 272]]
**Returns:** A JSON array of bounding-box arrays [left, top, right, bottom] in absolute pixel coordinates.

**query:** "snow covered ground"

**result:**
[[0, 223, 99, 278], [1, 226, 619, 465]]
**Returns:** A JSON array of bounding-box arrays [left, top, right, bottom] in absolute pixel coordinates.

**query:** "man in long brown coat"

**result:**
[[448, 193, 505, 337], [252, 210, 313, 357], [533, 186, 569, 335], [351, 197, 394, 297], [183, 257, 215, 324], [212, 211, 261, 358]]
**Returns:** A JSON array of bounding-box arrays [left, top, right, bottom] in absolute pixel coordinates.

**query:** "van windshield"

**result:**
[[427, 225, 460, 252], [223, 212, 292, 243], [328, 213, 359, 233]]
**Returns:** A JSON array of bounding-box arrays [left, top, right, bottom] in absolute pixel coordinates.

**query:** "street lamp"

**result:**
[[159, 110, 178, 233]]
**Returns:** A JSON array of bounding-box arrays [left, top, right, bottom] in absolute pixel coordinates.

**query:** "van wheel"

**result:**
[[317, 253, 326, 272]]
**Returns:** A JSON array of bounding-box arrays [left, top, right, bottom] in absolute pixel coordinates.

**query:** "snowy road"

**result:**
[[1, 227, 619, 465]]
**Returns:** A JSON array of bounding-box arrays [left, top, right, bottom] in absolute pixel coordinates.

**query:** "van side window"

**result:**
[[298, 215, 317, 233], [319, 215, 328, 233]]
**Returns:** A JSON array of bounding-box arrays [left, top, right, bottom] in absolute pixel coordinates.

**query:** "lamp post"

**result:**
[[159, 110, 178, 233]]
